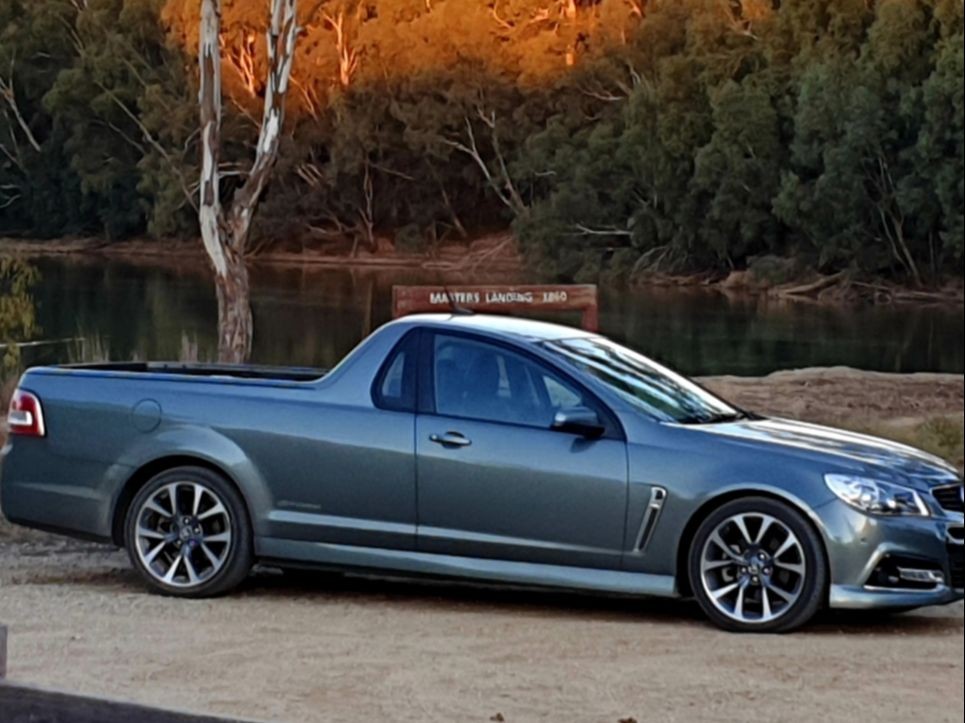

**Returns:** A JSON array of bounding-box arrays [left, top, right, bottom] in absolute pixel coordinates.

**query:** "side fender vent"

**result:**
[[633, 487, 668, 554]]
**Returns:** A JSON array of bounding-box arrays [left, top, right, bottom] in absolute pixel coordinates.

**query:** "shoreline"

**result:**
[[3, 237, 963, 308], [0, 236, 523, 274]]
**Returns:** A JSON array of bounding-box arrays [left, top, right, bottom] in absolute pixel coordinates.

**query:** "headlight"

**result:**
[[825, 474, 930, 517]]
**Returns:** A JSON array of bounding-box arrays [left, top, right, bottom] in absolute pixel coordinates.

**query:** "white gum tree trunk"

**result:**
[[198, 0, 298, 363]]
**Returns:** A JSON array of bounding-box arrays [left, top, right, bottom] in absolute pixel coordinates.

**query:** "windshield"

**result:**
[[542, 337, 745, 424]]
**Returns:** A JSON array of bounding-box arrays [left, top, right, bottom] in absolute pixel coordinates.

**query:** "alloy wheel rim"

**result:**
[[700, 513, 807, 625], [134, 481, 232, 588]]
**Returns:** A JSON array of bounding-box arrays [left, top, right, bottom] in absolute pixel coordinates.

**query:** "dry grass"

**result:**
[[856, 416, 964, 473]]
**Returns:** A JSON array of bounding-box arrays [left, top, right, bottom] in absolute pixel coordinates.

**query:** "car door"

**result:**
[[415, 332, 629, 570], [241, 332, 419, 551]]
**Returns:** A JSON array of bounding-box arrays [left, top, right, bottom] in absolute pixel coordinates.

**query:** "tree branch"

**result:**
[[573, 224, 633, 237], [97, 82, 198, 214], [442, 119, 517, 214], [0, 62, 42, 153], [199, 0, 228, 276], [0, 127, 24, 172], [226, 0, 299, 253]]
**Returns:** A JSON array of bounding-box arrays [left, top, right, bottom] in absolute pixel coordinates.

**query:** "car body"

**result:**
[[2, 314, 963, 631]]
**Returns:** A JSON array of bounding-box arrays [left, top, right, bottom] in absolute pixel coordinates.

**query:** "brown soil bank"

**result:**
[[0, 368, 962, 723], [704, 368, 964, 471]]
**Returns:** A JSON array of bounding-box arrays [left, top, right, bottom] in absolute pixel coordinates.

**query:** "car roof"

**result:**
[[392, 313, 596, 342]]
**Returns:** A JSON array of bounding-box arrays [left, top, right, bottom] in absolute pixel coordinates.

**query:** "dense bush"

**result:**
[[1, 0, 962, 282]]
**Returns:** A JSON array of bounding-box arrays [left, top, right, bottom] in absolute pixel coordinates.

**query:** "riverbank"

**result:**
[[0, 366, 962, 723], [0, 236, 523, 274], [638, 257, 965, 306], [4, 237, 963, 307]]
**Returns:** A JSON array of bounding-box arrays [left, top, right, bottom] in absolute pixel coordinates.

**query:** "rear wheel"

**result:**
[[689, 497, 828, 633], [124, 466, 253, 597]]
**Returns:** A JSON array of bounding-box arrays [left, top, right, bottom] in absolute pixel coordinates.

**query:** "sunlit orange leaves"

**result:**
[[162, 0, 645, 115]]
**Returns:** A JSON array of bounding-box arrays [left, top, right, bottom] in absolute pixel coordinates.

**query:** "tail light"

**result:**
[[7, 389, 46, 438]]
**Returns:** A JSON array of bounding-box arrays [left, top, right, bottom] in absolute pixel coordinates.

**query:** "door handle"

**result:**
[[429, 432, 472, 448]]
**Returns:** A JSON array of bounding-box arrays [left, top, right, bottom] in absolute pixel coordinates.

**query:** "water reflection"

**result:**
[[19, 257, 965, 376], [600, 286, 964, 376], [0, 258, 41, 378]]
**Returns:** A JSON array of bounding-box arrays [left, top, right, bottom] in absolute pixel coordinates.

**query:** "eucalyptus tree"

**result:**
[[0, 0, 83, 236], [2, 0, 964, 289], [915, 8, 964, 269], [197, 0, 298, 363]]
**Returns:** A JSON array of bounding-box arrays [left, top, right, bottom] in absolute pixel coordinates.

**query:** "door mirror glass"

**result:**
[[552, 407, 605, 438]]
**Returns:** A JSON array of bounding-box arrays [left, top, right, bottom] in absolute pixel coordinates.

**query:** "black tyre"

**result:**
[[688, 496, 828, 633], [124, 466, 253, 598]]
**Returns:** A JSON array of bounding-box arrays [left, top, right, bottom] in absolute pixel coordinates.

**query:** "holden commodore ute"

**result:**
[[3, 314, 962, 632]]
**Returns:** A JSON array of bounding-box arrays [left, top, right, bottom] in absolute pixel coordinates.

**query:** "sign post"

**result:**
[[392, 285, 599, 331], [1, 624, 7, 680]]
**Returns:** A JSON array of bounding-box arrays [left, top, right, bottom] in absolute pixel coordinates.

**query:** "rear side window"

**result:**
[[373, 333, 418, 412]]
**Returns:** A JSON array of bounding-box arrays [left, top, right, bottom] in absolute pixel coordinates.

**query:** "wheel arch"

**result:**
[[674, 488, 831, 598], [111, 455, 251, 547]]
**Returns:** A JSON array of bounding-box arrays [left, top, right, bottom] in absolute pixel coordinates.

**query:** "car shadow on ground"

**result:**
[[240, 565, 710, 626], [242, 566, 964, 635]]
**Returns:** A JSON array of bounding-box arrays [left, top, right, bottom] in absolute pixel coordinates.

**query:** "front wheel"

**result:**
[[689, 497, 828, 633], [124, 466, 253, 597]]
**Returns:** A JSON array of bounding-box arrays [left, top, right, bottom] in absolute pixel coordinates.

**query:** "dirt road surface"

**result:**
[[1, 369, 963, 723]]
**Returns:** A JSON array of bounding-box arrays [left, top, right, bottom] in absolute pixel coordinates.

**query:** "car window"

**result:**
[[544, 376, 583, 409], [382, 353, 406, 398], [374, 335, 417, 411], [543, 336, 741, 424], [433, 335, 592, 428]]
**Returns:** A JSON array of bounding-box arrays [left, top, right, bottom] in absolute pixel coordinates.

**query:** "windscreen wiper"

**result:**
[[678, 411, 756, 425]]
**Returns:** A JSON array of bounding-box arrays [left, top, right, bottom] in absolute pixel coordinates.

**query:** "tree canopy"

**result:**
[[1, 0, 963, 283]]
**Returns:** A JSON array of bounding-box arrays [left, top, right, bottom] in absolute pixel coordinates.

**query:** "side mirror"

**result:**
[[552, 407, 605, 439]]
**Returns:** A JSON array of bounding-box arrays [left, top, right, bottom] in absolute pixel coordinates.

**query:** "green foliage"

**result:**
[[0, 0, 199, 239], [1, 1, 88, 235], [520, 0, 964, 281], [0, 258, 39, 377], [916, 30, 965, 267], [1, 0, 963, 284], [775, 0, 955, 282], [693, 79, 784, 265]]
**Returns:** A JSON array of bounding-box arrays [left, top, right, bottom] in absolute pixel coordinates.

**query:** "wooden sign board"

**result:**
[[392, 285, 599, 331]]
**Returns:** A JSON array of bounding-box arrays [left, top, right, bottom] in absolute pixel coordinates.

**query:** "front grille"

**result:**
[[950, 545, 965, 590], [932, 484, 965, 514]]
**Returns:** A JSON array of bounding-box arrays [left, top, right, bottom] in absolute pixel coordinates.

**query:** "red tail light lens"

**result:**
[[7, 389, 46, 438]]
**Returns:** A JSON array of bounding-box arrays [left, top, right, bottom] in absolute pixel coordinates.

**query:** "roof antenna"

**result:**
[[442, 283, 475, 317]]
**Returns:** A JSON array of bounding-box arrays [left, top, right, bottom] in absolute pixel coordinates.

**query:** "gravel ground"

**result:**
[[0, 543, 961, 723], [1, 369, 963, 723]]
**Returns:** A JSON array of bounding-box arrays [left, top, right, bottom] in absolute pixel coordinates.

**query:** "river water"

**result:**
[[19, 257, 964, 376]]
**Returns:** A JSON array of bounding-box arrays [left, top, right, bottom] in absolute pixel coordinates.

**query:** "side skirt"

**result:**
[[255, 537, 679, 598]]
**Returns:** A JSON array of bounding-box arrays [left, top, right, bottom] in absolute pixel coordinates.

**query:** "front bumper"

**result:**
[[830, 584, 963, 610], [818, 499, 964, 610]]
